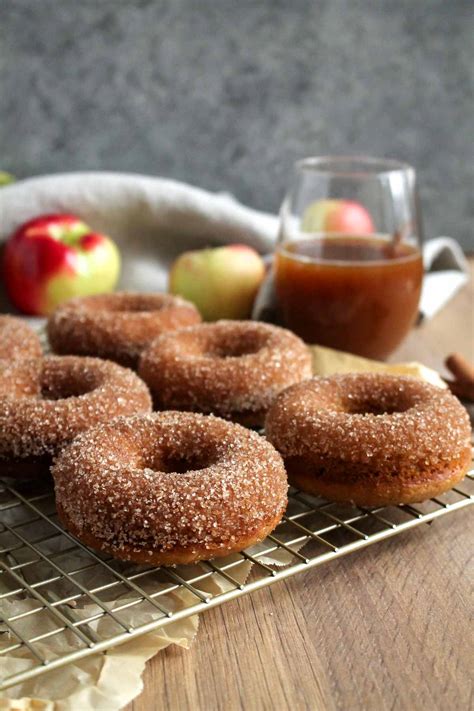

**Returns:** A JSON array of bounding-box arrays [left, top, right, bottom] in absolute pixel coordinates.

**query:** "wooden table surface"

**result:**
[[127, 261, 473, 711]]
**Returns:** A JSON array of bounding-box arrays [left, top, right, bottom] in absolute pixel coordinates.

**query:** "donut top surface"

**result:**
[[139, 320, 313, 416], [0, 356, 152, 458], [52, 411, 288, 555], [0, 315, 42, 359], [265, 373, 471, 473], [47, 292, 201, 367], [50, 291, 199, 316]]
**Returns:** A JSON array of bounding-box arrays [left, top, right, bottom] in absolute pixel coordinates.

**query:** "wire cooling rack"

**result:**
[[1, 454, 473, 693]]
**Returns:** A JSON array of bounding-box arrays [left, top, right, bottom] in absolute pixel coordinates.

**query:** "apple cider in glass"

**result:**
[[276, 157, 424, 359], [275, 234, 423, 359]]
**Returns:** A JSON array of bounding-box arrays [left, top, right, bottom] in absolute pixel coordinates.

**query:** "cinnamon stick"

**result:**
[[444, 352, 474, 402]]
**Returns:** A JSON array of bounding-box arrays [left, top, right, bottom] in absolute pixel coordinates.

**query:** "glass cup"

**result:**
[[274, 156, 424, 359]]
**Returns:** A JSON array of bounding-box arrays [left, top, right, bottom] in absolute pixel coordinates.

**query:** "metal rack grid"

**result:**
[[1, 455, 473, 693]]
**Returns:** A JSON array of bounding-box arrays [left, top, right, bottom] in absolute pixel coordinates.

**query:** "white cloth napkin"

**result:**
[[0, 171, 469, 319], [419, 237, 470, 320], [0, 172, 277, 296]]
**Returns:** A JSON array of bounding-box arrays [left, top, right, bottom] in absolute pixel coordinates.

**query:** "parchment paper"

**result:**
[[0, 549, 251, 710]]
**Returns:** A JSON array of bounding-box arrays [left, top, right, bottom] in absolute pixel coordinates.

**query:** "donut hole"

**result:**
[[207, 342, 261, 358], [159, 453, 214, 473], [342, 391, 414, 415], [40, 365, 102, 401], [41, 380, 96, 400], [142, 430, 221, 474], [84, 294, 170, 314], [204, 332, 268, 359], [147, 450, 215, 474], [112, 297, 165, 314], [171, 329, 267, 360]]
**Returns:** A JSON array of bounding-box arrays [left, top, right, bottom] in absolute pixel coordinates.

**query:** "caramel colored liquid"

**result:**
[[275, 235, 423, 359]]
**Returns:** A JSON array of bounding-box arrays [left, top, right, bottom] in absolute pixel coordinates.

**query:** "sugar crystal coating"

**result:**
[[0, 315, 42, 360], [265, 373, 471, 484], [52, 411, 288, 558], [47, 292, 201, 368], [139, 320, 313, 424], [0, 355, 152, 460]]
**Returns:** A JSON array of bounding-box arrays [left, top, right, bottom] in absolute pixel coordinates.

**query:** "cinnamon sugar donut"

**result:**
[[52, 411, 288, 565], [47, 292, 201, 368], [0, 356, 152, 478], [0, 315, 42, 359], [265, 373, 471, 506], [139, 320, 313, 426]]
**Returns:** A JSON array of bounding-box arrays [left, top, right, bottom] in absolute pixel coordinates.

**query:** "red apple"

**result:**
[[301, 199, 374, 234], [3, 214, 121, 315], [169, 244, 265, 320]]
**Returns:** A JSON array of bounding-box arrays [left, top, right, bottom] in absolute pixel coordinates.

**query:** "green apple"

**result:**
[[169, 244, 265, 320]]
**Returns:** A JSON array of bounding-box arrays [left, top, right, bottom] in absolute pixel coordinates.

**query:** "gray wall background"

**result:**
[[1, 0, 473, 250]]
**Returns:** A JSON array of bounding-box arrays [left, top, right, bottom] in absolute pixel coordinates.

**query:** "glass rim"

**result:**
[[294, 155, 415, 178]]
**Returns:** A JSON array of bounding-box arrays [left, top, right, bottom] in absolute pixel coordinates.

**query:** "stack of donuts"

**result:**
[[0, 293, 470, 566]]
